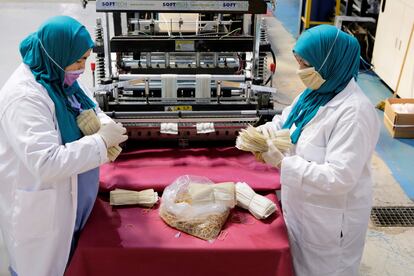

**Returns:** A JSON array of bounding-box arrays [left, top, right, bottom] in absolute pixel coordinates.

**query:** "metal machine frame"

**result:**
[[89, 0, 277, 144]]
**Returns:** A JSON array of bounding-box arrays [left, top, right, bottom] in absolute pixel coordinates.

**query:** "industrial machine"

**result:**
[[88, 0, 278, 145]]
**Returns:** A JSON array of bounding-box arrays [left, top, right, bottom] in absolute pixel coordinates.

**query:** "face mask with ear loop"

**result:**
[[296, 29, 340, 90], [38, 38, 84, 87]]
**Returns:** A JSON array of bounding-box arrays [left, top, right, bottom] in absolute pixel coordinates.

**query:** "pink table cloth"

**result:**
[[66, 147, 292, 276], [65, 194, 293, 276], [99, 147, 281, 192]]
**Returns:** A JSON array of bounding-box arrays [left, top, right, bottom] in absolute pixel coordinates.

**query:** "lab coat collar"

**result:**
[[323, 78, 356, 109], [302, 78, 356, 128]]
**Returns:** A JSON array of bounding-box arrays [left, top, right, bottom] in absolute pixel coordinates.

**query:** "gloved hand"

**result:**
[[97, 122, 128, 148], [77, 109, 101, 135], [256, 121, 279, 139], [107, 145, 123, 162], [262, 139, 284, 168]]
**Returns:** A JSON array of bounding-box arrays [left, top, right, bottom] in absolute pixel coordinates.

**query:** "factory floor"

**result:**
[[0, 1, 413, 276]]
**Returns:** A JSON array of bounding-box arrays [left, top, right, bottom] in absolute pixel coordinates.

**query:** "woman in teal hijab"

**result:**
[[20, 15, 98, 273], [20, 15, 96, 143], [20, 15, 102, 255], [1, 15, 127, 276], [258, 25, 380, 276], [283, 24, 360, 143]]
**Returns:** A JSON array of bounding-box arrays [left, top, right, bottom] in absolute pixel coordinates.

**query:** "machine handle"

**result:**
[[270, 63, 276, 73], [381, 0, 386, 13]]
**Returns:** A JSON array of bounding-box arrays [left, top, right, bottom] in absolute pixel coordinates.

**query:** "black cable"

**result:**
[[270, 48, 276, 65], [265, 74, 272, 85], [264, 48, 277, 86]]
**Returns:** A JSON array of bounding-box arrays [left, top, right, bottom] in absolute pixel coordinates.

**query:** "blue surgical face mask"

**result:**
[[64, 69, 84, 86]]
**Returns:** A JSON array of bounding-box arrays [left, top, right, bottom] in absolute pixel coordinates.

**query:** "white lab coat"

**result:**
[[273, 79, 380, 276], [0, 64, 111, 276]]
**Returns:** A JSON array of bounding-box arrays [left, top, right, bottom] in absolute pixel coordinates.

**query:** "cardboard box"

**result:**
[[384, 98, 414, 138]]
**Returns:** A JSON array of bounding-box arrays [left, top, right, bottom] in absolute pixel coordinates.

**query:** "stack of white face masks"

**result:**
[[236, 125, 292, 155], [235, 182, 277, 219], [187, 181, 278, 220], [160, 122, 179, 135], [392, 103, 414, 114], [196, 122, 215, 134], [187, 182, 236, 208], [159, 176, 278, 240], [159, 176, 233, 240], [110, 188, 159, 207]]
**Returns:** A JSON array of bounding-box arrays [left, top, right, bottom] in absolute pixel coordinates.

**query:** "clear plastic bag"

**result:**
[[159, 175, 235, 240]]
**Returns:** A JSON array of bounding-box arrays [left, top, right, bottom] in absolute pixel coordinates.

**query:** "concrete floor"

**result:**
[[362, 155, 414, 276], [0, 1, 413, 276]]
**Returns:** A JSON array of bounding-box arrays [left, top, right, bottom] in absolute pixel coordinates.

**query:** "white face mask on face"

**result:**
[[296, 28, 340, 90], [296, 67, 326, 90]]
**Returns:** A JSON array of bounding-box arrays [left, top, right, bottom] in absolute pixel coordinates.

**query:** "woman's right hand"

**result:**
[[262, 140, 284, 168], [97, 122, 128, 148]]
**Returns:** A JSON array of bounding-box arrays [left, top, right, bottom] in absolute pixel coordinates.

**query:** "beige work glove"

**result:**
[[97, 121, 128, 150], [262, 139, 284, 168]]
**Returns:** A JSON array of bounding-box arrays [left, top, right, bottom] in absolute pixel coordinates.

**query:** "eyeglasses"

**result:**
[[294, 55, 311, 67]]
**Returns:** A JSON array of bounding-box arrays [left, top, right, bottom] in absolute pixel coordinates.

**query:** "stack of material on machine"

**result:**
[[195, 74, 211, 100], [236, 125, 292, 161], [160, 122, 179, 134], [196, 122, 215, 134], [235, 182, 277, 219], [76, 109, 122, 161], [161, 74, 178, 100], [110, 188, 159, 207]]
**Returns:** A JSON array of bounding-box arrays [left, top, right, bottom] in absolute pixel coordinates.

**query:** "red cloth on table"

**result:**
[[99, 147, 280, 192], [65, 194, 293, 276]]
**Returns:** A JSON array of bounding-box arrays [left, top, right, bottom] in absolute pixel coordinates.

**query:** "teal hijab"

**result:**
[[20, 16, 95, 144], [283, 25, 360, 143]]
